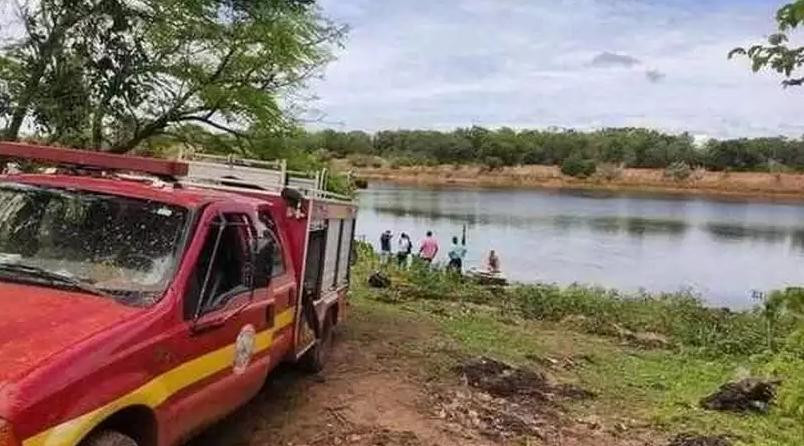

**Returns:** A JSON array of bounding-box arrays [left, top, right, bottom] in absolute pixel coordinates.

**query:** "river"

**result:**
[[356, 182, 804, 308]]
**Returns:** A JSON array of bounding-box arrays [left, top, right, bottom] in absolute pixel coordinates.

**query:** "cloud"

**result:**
[[645, 69, 666, 83], [310, 0, 799, 138], [590, 52, 641, 68]]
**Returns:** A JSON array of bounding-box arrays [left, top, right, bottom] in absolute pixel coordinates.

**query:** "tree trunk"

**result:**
[[110, 117, 168, 153], [3, 9, 79, 141], [4, 58, 47, 140]]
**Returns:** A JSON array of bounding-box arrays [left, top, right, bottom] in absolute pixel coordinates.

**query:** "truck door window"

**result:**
[[254, 211, 285, 287], [184, 213, 251, 319]]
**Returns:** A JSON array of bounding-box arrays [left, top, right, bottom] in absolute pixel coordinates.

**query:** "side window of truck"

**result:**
[[184, 213, 252, 319], [254, 211, 285, 288]]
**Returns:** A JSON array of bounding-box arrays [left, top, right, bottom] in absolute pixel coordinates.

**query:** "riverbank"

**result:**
[[189, 247, 803, 446], [349, 248, 804, 445], [355, 164, 804, 201]]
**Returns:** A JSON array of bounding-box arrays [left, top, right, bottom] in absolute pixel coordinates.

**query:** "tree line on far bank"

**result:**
[[254, 127, 804, 177]]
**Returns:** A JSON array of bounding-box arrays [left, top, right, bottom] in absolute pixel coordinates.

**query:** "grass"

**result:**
[[349, 244, 804, 445]]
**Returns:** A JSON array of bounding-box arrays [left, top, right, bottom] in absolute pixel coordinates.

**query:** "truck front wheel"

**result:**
[[301, 310, 334, 373], [82, 431, 138, 446]]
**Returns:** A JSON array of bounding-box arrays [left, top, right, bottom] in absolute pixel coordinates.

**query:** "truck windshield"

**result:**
[[0, 183, 189, 305]]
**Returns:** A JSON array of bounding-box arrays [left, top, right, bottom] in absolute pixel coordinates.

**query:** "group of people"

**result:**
[[379, 229, 449, 266], [378, 227, 500, 274]]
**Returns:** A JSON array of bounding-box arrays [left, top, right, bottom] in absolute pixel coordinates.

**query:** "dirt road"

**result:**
[[187, 300, 662, 446]]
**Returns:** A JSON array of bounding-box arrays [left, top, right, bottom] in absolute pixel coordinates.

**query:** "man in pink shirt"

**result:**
[[419, 231, 439, 263]]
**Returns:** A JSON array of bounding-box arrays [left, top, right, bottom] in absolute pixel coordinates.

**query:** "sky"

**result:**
[[309, 0, 804, 139]]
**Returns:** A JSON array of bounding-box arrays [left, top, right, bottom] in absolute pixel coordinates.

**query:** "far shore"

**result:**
[[354, 164, 804, 201]]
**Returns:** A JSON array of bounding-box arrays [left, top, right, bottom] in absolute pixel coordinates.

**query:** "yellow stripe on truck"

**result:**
[[23, 308, 295, 446]]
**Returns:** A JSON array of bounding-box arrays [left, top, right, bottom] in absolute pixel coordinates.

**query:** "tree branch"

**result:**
[[177, 115, 248, 138]]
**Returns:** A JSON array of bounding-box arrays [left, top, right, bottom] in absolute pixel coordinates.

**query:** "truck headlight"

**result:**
[[0, 419, 19, 446]]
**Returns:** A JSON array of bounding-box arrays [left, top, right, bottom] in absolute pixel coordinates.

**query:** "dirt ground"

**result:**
[[187, 303, 663, 446]]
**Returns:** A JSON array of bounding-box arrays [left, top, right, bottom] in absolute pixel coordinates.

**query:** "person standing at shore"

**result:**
[[397, 233, 412, 266], [447, 226, 467, 273], [379, 230, 393, 263], [418, 231, 439, 264], [447, 238, 467, 273]]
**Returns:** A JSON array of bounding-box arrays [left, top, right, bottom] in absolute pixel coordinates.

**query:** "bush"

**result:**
[[482, 156, 504, 171], [314, 149, 334, 162], [347, 153, 371, 167], [767, 159, 790, 174], [347, 154, 382, 168], [595, 163, 623, 181], [763, 353, 804, 421], [664, 161, 692, 181], [560, 157, 597, 178], [389, 156, 414, 169], [326, 172, 355, 196]]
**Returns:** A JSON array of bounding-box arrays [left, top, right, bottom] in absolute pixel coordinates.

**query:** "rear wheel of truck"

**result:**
[[301, 310, 334, 373], [82, 431, 138, 446]]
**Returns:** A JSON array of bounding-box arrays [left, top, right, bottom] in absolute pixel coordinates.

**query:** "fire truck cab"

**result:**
[[0, 143, 357, 446]]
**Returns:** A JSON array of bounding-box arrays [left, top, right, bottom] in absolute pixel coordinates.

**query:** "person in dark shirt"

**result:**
[[379, 230, 393, 263]]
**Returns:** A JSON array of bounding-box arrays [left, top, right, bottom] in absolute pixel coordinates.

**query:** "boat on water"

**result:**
[[466, 267, 509, 286]]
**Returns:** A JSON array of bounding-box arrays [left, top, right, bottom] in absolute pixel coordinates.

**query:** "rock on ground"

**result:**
[[700, 378, 778, 413]]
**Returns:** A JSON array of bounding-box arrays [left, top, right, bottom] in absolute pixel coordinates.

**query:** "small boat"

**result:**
[[466, 268, 508, 286]]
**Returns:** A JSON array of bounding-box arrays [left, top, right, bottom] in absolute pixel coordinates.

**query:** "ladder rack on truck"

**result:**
[[182, 153, 353, 203], [0, 141, 353, 203]]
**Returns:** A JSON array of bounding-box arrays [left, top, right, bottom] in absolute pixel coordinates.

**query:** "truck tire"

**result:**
[[82, 431, 138, 446], [301, 310, 334, 373]]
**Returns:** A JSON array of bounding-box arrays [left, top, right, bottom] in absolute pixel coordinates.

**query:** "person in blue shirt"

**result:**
[[447, 226, 467, 273]]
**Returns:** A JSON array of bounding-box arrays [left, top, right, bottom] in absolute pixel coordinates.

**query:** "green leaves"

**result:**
[[0, 0, 344, 151], [732, 1, 804, 88]]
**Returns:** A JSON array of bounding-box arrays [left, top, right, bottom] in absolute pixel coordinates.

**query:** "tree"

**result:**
[[729, 1, 804, 87], [0, 0, 345, 152]]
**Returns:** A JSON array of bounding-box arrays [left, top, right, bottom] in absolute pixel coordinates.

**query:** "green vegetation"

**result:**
[[0, 0, 344, 152], [250, 126, 804, 174], [351, 242, 804, 444], [731, 1, 804, 89], [665, 161, 694, 181], [560, 156, 597, 178]]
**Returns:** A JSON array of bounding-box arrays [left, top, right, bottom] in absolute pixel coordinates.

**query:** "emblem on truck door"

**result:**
[[233, 324, 256, 374]]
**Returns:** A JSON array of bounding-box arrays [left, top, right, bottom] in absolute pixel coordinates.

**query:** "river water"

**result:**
[[356, 182, 804, 308]]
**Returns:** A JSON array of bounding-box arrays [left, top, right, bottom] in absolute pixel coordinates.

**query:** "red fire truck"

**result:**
[[0, 142, 357, 446]]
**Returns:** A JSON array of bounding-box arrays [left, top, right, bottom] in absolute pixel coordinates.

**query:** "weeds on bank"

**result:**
[[351, 241, 804, 432], [355, 241, 795, 357]]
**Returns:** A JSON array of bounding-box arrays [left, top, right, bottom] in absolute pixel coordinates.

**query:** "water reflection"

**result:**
[[358, 183, 804, 308], [704, 223, 795, 244]]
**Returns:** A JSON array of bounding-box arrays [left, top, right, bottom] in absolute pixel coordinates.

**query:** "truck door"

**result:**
[[254, 207, 296, 345], [162, 202, 277, 444]]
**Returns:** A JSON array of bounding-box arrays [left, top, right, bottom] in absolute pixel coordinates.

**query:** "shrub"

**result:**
[[347, 154, 383, 168], [664, 161, 692, 181], [595, 163, 623, 181], [560, 157, 597, 178], [763, 353, 804, 421], [347, 153, 371, 167], [314, 149, 334, 162], [482, 156, 504, 171]]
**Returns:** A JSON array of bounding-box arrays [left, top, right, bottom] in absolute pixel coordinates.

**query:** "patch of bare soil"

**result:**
[[667, 433, 732, 446], [430, 357, 657, 445], [188, 305, 661, 446]]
